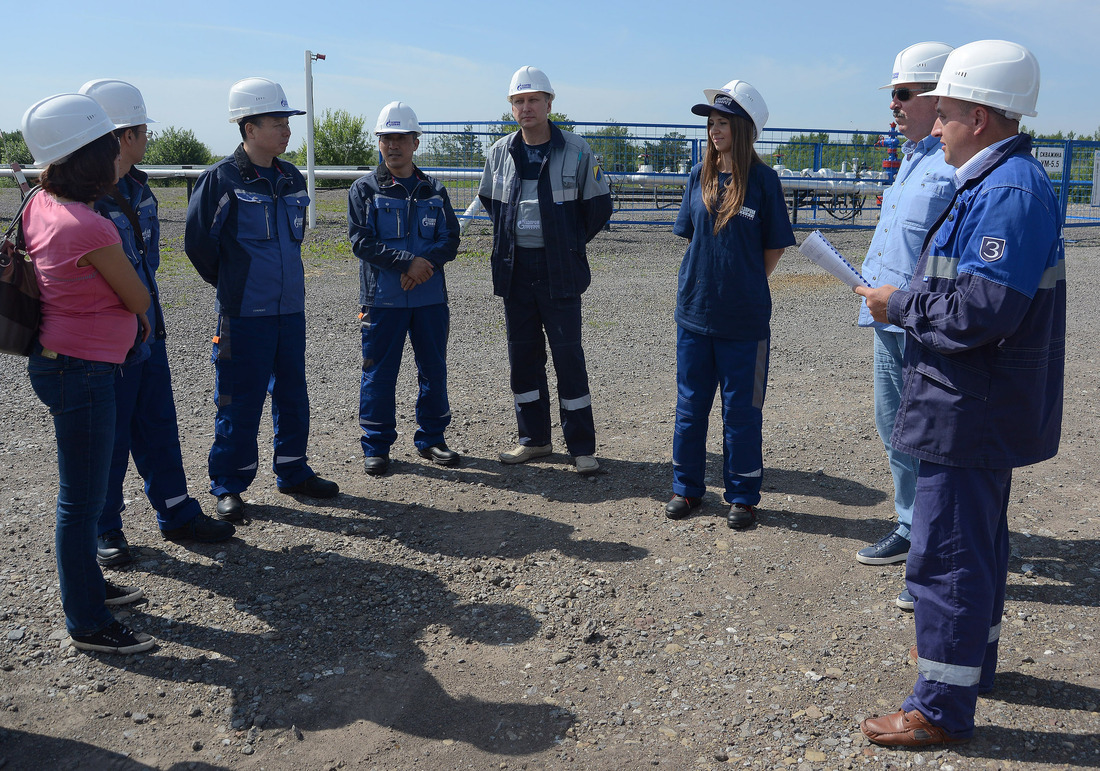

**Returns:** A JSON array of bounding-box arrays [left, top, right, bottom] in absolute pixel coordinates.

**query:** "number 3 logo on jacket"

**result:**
[[979, 236, 1006, 262]]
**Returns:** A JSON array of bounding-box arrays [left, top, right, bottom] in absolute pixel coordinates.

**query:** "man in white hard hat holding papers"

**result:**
[[478, 66, 612, 475], [185, 77, 339, 522], [857, 40, 1066, 746], [853, 44, 957, 609]]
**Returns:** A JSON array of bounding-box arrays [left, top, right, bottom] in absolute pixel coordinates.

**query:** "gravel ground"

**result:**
[[0, 186, 1097, 770]]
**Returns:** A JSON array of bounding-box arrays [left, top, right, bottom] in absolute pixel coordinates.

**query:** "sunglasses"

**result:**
[[891, 87, 932, 102]]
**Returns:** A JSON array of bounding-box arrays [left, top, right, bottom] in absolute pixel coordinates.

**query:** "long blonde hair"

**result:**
[[701, 113, 762, 235]]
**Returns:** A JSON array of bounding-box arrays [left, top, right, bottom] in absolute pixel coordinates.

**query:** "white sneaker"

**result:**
[[499, 443, 552, 464], [575, 455, 600, 474]]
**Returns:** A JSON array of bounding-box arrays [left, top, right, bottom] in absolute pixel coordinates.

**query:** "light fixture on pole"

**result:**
[[305, 50, 326, 229]]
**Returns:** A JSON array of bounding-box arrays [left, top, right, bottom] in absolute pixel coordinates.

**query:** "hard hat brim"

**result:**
[[232, 109, 305, 124]]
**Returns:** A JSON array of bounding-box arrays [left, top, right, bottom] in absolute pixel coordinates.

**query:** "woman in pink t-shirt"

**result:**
[[21, 93, 153, 655]]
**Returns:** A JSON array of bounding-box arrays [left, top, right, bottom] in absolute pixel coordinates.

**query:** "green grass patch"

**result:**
[[303, 234, 352, 262], [456, 247, 490, 265], [158, 236, 196, 278]]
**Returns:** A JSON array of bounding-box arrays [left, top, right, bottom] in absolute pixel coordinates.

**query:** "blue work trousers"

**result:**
[[903, 461, 1009, 738], [874, 329, 918, 537], [28, 348, 116, 636], [208, 313, 315, 495], [100, 338, 202, 534], [503, 249, 595, 456], [672, 327, 768, 505], [359, 303, 451, 456]]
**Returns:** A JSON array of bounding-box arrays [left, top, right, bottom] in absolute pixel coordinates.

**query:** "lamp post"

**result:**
[[305, 50, 326, 228]]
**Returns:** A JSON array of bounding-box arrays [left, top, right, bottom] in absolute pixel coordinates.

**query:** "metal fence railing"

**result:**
[[416, 121, 901, 228], [1032, 139, 1100, 228], [4, 125, 1098, 230]]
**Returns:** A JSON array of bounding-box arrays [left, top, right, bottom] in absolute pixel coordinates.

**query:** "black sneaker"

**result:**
[[162, 513, 236, 543], [104, 582, 144, 606], [71, 620, 155, 654], [278, 474, 340, 499], [96, 529, 132, 568]]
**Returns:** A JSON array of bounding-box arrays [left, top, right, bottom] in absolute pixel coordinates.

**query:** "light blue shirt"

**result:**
[[858, 134, 956, 330]]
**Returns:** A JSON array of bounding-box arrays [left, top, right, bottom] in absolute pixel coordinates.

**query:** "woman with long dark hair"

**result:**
[[21, 93, 154, 654], [664, 80, 795, 529]]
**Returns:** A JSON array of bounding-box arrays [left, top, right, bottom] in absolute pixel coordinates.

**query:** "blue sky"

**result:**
[[3, 0, 1095, 155]]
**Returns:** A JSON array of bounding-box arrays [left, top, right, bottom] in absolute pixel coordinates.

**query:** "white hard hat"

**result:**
[[881, 42, 954, 88], [21, 93, 117, 167], [78, 79, 156, 129], [692, 80, 769, 140], [508, 66, 555, 100], [374, 101, 421, 135], [923, 40, 1040, 119], [227, 77, 305, 123]]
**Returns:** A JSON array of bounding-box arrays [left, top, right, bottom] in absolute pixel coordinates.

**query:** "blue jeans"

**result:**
[[28, 348, 117, 636], [208, 313, 315, 495], [672, 327, 769, 506], [359, 304, 452, 456], [873, 329, 918, 538], [101, 338, 202, 534]]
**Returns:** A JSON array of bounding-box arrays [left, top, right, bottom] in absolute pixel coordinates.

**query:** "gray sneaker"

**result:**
[[575, 455, 599, 474], [499, 444, 552, 464]]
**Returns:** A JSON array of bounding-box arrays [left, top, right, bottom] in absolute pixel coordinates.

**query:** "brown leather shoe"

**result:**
[[860, 709, 967, 747]]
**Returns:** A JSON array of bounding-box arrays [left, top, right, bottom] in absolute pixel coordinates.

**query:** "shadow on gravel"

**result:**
[[960, 726, 1100, 767], [1004, 533, 1100, 608], [986, 670, 1100, 711], [382, 454, 662, 504], [763, 466, 889, 507], [247, 495, 649, 564], [113, 541, 573, 756], [0, 728, 225, 770]]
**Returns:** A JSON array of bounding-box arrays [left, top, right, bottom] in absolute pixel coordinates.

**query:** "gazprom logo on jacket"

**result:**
[[422, 215, 437, 228]]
